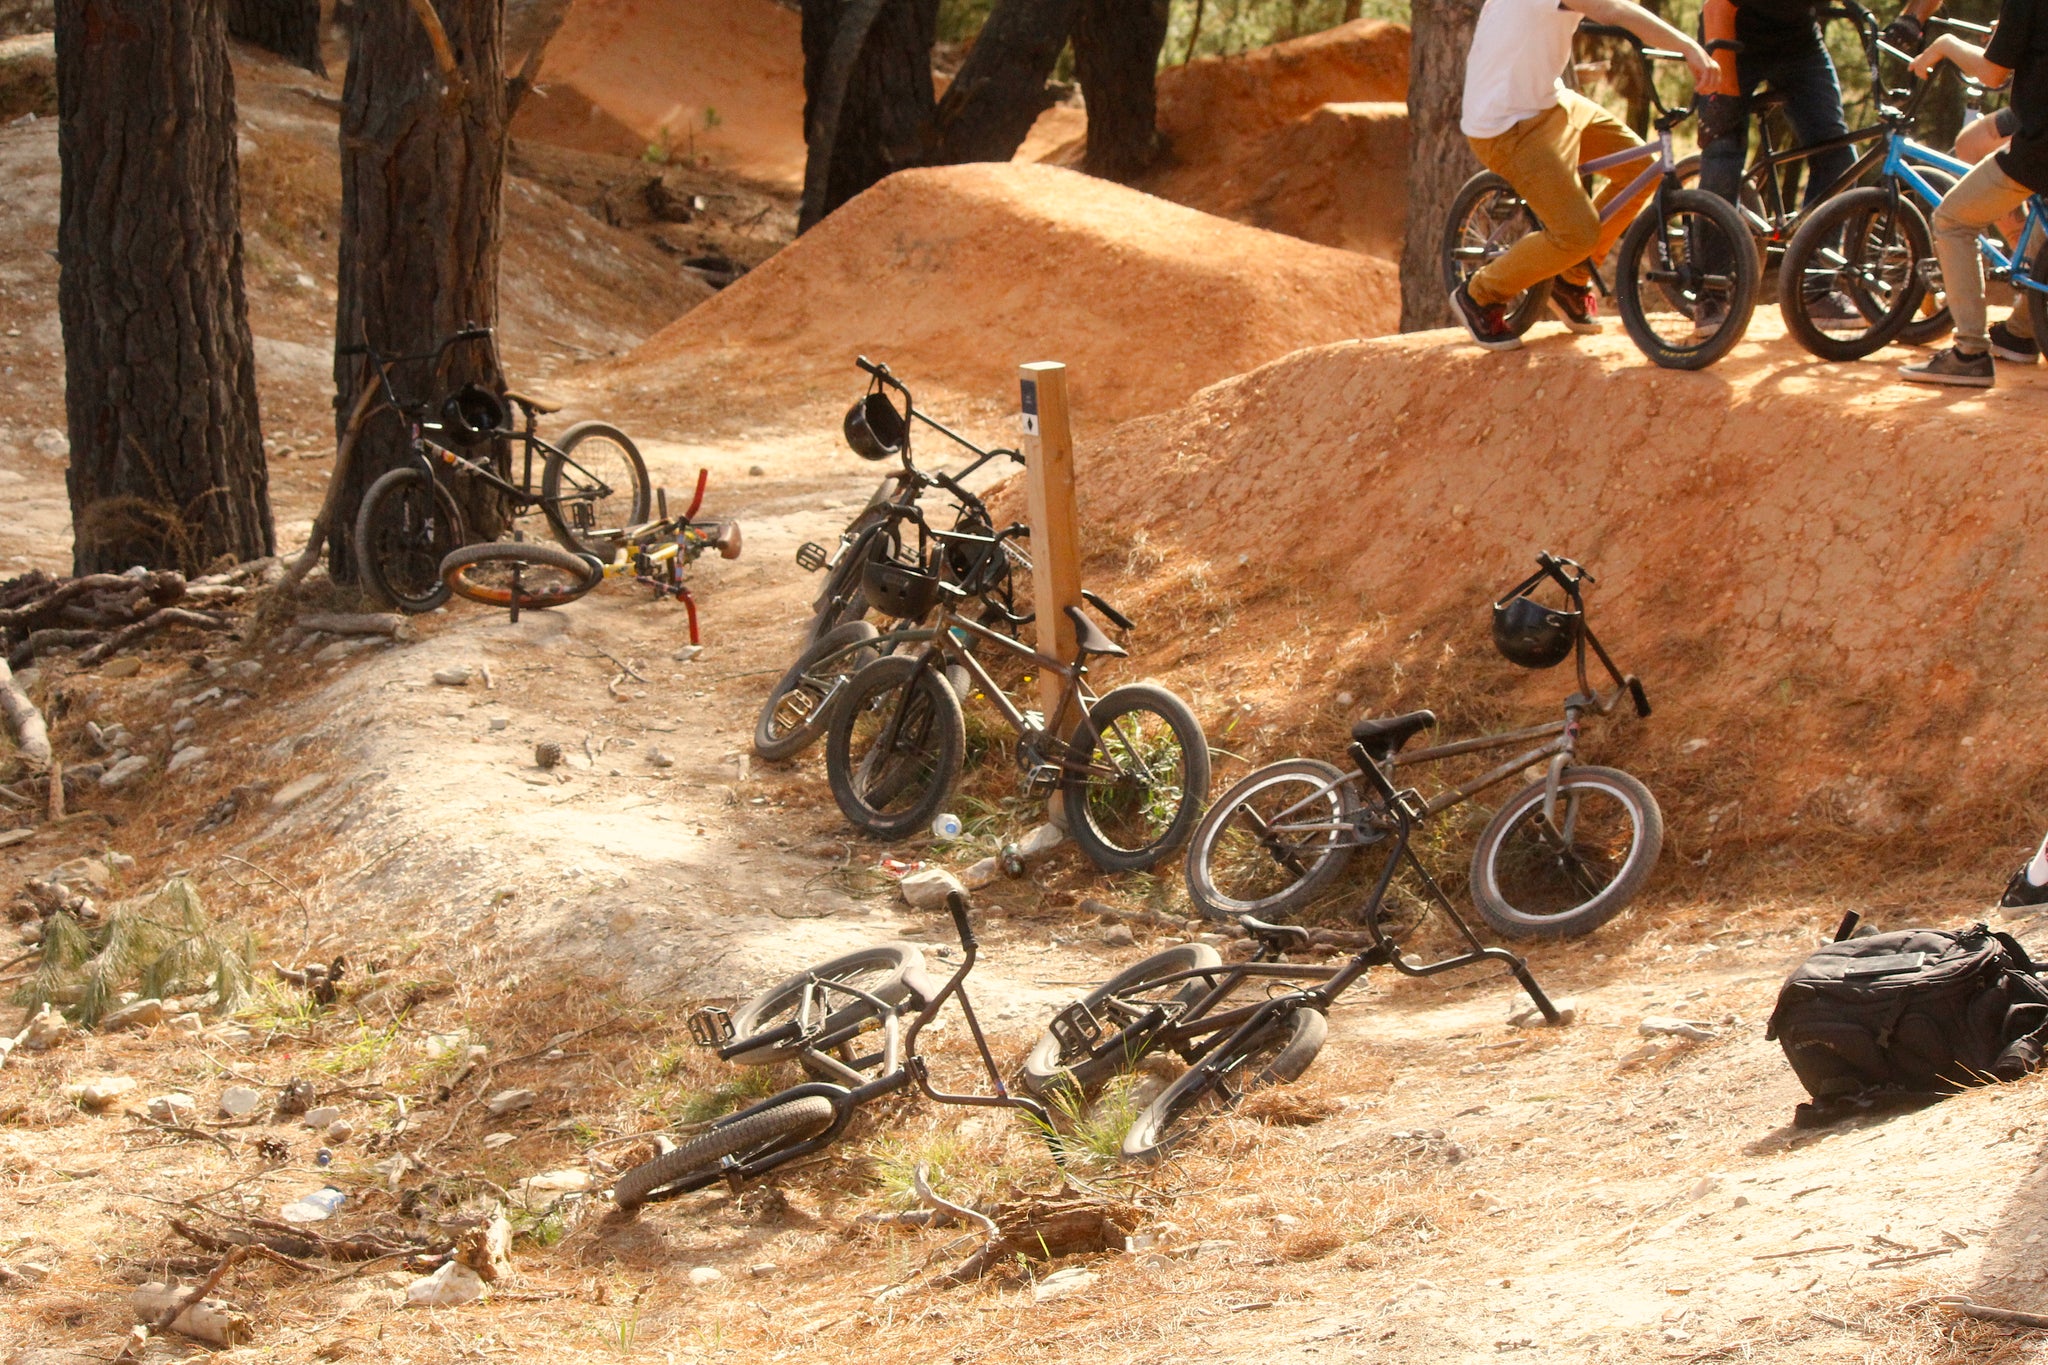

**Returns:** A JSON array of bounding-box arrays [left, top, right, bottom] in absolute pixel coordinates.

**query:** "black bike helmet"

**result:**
[[862, 556, 940, 621], [843, 392, 909, 462], [1492, 594, 1580, 669], [440, 383, 507, 447]]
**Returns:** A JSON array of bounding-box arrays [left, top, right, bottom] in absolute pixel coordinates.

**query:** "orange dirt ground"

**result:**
[[612, 161, 1402, 432], [514, 0, 808, 184], [1025, 20, 1413, 259]]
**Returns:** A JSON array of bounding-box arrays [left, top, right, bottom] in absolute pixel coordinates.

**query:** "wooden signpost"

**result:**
[[1019, 361, 1081, 729]]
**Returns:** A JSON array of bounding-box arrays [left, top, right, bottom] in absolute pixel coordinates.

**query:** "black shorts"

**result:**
[[1997, 105, 2020, 138]]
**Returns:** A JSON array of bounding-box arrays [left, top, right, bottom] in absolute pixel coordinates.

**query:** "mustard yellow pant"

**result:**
[[1466, 92, 1655, 307]]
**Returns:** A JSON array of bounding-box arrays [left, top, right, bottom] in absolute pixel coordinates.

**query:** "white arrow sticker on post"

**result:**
[[1019, 377, 1040, 436]]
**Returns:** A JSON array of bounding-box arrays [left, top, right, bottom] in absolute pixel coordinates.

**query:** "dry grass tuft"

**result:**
[[1238, 1086, 1341, 1128]]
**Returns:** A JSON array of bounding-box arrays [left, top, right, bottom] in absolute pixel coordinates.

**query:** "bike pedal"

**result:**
[[1025, 763, 1062, 792], [795, 541, 828, 572], [687, 1006, 735, 1049], [1048, 1000, 1104, 1060]]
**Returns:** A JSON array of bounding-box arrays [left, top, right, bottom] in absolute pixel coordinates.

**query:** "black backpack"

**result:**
[[1766, 920, 2048, 1126]]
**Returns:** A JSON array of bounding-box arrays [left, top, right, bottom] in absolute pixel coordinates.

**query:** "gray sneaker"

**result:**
[[1990, 320, 2039, 364], [1802, 290, 1864, 324], [1898, 345, 1994, 387]]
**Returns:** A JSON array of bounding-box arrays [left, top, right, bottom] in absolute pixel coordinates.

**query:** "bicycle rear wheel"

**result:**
[[1184, 759, 1361, 922], [1441, 172, 1553, 337], [1019, 943, 1225, 1097], [726, 942, 926, 1066], [754, 621, 884, 762], [2026, 237, 2048, 348], [440, 541, 602, 609], [355, 466, 464, 613], [1061, 684, 1211, 873], [824, 655, 965, 840], [1778, 187, 1929, 361], [1468, 765, 1664, 940], [1120, 1008, 1326, 1164], [1615, 188, 1759, 370], [612, 1095, 837, 1212], [542, 422, 651, 557]]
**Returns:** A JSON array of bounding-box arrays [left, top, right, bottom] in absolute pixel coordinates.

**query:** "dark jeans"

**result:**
[[1698, 31, 1855, 216]]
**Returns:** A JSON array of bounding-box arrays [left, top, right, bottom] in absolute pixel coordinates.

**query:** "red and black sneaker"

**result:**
[[1450, 283, 1522, 352], [1549, 279, 1600, 334]]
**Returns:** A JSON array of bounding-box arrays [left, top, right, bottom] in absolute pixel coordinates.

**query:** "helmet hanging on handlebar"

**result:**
[[1491, 594, 1580, 670], [843, 391, 909, 461], [440, 383, 508, 447]]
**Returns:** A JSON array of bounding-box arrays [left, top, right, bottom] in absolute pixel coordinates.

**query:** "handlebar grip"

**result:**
[[1082, 589, 1133, 632], [946, 891, 976, 952], [336, 344, 367, 357], [1628, 678, 1652, 719], [455, 327, 493, 341]]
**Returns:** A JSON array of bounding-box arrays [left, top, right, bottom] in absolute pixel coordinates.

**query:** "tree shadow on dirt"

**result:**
[[1965, 1130, 2048, 1313]]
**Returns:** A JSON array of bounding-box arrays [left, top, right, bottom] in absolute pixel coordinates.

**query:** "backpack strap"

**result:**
[[1992, 929, 2045, 977]]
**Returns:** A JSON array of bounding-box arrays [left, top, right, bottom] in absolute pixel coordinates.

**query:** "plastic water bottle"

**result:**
[[280, 1187, 345, 1223], [931, 812, 963, 840]]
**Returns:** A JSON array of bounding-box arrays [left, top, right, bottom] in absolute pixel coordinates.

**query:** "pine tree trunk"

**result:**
[[1072, 0, 1168, 182], [799, 0, 938, 232], [55, 0, 275, 576], [328, 0, 508, 578], [928, 0, 1076, 163], [223, 0, 325, 76], [1399, 0, 1484, 330]]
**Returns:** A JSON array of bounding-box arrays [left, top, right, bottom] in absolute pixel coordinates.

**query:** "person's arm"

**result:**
[[1702, 0, 1742, 89], [1909, 30, 2012, 85], [1567, 0, 1731, 92]]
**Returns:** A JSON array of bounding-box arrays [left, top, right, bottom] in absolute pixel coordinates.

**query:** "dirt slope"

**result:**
[[616, 162, 1401, 431], [1013, 312, 2048, 896], [515, 0, 807, 184], [1024, 21, 1412, 258]]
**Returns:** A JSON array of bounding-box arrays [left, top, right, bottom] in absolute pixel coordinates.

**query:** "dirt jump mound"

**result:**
[[1048, 318, 2048, 896], [619, 162, 1399, 428]]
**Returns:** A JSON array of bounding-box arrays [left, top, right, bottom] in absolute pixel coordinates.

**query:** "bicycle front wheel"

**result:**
[[1897, 168, 1957, 348], [1615, 188, 1759, 370], [1019, 943, 1225, 1098], [1778, 187, 1929, 361], [440, 541, 602, 609], [754, 620, 883, 762], [1440, 172, 1552, 337], [1184, 758, 1361, 922], [1120, 1007, 1326, 1164], [2026, 237, 2048, 350], [612, 1095, 837, 1212], [824, 655, 965, 840], [1061, 683, 1211, 873], [542, 421, 651, 557], [1468, 765, 1664, 941], [355, 466, 464, 613], [726, 941, 926, 1066]]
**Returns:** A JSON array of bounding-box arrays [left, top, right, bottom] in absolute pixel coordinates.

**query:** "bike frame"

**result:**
[[1877, 137, 2048, 292]]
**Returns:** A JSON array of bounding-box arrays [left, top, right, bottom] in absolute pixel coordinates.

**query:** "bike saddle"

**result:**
[[1751, 89, 1790, 112], [502, 390, 561, 415], [1350, 709, 1437, 759], [1239, 916, 1311, 949], [1064, 604, 1127, 659]]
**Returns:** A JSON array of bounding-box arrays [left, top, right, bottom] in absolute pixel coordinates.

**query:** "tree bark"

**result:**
[[928, 0, 1077, 163], [223, 0, 325, 76], [329, 0, 508, 578], [55, 0, 275, 576], [1072, 0, 1169, 182], [799, 0, 938, 231], [1399, 0, 1485, 330]]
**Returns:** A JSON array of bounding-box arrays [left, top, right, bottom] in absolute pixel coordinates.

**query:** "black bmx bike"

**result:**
[[343, 326, 652, 612], [1020, 739, 1563, 1162]]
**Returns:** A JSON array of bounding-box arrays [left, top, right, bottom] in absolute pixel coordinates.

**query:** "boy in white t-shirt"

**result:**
[[1452, 0, 1724, 350]]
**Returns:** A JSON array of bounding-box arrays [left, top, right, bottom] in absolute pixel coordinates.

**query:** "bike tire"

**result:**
[[1468, 765, 1664, 941], [542, 421, 652, 558], [755, 621, 884, 763], [355, 466, 465, 613], [1018, 943, 1226, 1098], [824, 654, 966, 841], [1120, 1007, 1327, 1164], [2027, 236, 2048, 352], [1440, 172, 1552, 337], [1615, 188, 1759, 370], [1777, 187, 1929, 362], [439, 540, 602, 609], [1061, 683, 1212, 874], [612, 1095, 837, 1212], [1896, 167, 1958, 348], [804, 513, 891, 645], [1183, 758, 1361, 923], [726, 941, 927, 1066]]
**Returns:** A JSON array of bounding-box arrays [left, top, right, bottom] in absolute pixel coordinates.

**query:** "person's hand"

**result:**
[[1882, 11, 1926, 56], [1909, 34, 1952, 77], [1696, 91, 1745, 141], [1686, 41, 1730, 95]]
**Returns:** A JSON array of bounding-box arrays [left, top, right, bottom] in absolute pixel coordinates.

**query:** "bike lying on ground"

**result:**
[[612, 893, 1055, 1211], [1184, 552, 1662, 940], [344, 326, 654, 613], [1441, 26, 1758, 369], [823, 511, 1209, 873], [437, 472, 741, 636], [1022, 738, 1563, 1161], [755, 357, 1032, 762]]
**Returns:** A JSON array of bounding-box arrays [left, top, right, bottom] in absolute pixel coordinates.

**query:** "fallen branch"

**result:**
[[1082, 898, 1197, 935], [0, 655, 50, 765], [298, 612, 411, 639], [139, 1249, 257, 1345], [1932, 1298, 2048, 1331], [0, 571, 183, 631], [284, 381, 384, 587], [928, 1195, 1139, 1286], [77, 608, 233, 665], [405, 0, 470, 105]]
